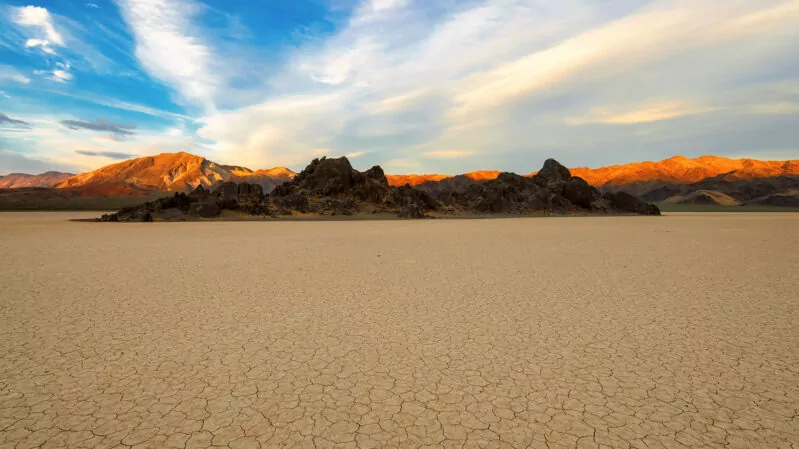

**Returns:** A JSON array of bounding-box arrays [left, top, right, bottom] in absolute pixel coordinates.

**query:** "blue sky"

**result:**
[[0, 0, 798, 175]]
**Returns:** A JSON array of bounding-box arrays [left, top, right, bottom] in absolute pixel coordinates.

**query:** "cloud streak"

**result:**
[[0, 113, 30, 127], [61, 118, 136, 138], [566, 102, 719, 125], [75, 150, 135, 159], [116, 0, 219, 110], [0, 65, 31, 84]]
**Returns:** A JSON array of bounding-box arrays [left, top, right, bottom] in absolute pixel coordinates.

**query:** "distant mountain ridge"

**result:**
[[3, 154, 798, 201], [0, 171, 73, 188], [387, 155, 799, 187], [567, 155, 799, 186], [386, 171, 501, 187]]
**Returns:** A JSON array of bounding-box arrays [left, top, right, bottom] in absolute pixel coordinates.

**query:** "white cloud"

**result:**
[[423, 150, 476, 159], [24, 38, 57, 54], [11, 0, 799, 174], [116, 0, 219, 110], [13, 6, 64, 47], [345, 151, 367, 159], [188, 0, 799, 172], [566, 102, 718, 125], [51, 69, 73, 83]]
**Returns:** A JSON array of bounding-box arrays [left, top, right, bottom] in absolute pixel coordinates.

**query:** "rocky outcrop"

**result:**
[[100, 182, 269, 222], [422, 159, 660, 215], [270, 156, 438, 218]]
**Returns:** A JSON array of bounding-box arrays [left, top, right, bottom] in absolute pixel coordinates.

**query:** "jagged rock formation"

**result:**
[[270, 157, 438, 216], [99, 157, 660, 221], [100, 182, 269, 222], [423, 159, 660, 215]]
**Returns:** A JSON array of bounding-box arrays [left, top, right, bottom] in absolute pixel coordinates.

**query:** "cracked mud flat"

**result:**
[[1, 212, 797, 449]]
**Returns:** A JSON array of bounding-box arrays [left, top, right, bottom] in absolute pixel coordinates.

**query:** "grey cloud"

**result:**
[[0, 112, 30, 127], [75, 150, 135, 159], [61, 118, 136, 138], [0, 150, 77, 175]]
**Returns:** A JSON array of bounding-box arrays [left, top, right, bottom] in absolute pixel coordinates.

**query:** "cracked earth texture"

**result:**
[[1, 212, 797, 449]]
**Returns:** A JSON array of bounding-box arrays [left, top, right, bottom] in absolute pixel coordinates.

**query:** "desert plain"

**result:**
[[0, 212, 797, 449]]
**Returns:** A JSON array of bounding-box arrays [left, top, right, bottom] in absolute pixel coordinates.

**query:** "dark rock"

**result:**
[[397, 203, 425, 218], [324, 198, 357, 216], [272, 193, 309, 213], [534, 159, 572, 185], [213, 182, 238, 201], [604, 191, 661, 215], [459, 172, 549, 213], [189, 185, 211, 201], [235, 183, 265, 203], [563, 176, 597, 209], [364, 165, 388, 186], [190, 203, 220, 218]]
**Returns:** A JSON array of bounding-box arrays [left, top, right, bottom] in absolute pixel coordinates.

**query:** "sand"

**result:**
[[1, 212, 797, 449]]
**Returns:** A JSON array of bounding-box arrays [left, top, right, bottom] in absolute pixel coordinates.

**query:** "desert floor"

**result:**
[[1, 212, 797, 449]]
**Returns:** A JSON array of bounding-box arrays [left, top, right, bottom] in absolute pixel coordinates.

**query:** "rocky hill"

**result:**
[[100, 157, 660, 221], [0, 171, 73, 188], [568, 155, 799, 186], [56, 152, 295, 195], [631, 174, 799, 207]]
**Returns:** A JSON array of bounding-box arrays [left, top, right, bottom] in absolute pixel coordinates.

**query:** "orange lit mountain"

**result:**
[[566, 156, 799, 186], [55, 152, 295, 195], [386, 171, 501, 187], [389, 156, 799, 187], [0, 171, 73, 188]]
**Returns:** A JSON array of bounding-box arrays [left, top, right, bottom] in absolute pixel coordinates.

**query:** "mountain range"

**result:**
[[0, 171, 74, 189], [1, 152, 797, 208]]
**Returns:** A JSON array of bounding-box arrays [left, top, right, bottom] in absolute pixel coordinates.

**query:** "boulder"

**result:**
[[364, 165, 389, 186], [324, 198, 357, 216], [189, 203, 220, 218], [604, 191, 661, 215], [212, 182, 238, 201], [272, 193, 309, 213], [397, 203, 425, 218], [563, 177, 597, 209]]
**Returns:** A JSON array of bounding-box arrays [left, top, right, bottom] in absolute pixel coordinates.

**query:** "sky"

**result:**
[[0, 0, 798, 176]]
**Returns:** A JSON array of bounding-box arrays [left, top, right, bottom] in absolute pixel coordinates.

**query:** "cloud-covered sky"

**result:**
[[0, 0, 798, 175]]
